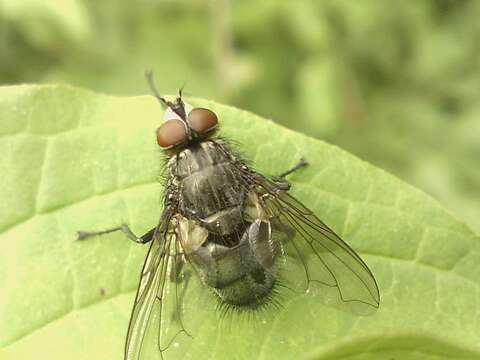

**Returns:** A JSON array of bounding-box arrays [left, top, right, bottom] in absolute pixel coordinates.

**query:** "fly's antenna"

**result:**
[[177, 81, 187, 100], [176, 81, 188, 110], [146, 71, 188, 121], [145, 70, 168, 108]]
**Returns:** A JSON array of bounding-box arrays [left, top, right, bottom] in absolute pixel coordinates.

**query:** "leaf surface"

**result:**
[[0, 85, 479, 360]]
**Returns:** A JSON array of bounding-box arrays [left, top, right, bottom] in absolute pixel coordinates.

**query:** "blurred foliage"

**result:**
[[1, 0, 479, 231]]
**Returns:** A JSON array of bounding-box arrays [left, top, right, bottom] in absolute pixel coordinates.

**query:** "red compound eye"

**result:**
[[187, 108, 218, 134], [156, 119, 187, 148]]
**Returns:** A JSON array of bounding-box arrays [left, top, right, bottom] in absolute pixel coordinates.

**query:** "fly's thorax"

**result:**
[[168, 140, 247, 235], [167, 140, 229, 178]]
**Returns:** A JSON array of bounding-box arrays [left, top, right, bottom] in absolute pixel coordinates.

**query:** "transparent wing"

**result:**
[[253, 175, 380, 313], [124, 209, 192, 360]]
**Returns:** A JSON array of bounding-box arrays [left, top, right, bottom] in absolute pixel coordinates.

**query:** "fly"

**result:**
[[77, 72, 380, 359]]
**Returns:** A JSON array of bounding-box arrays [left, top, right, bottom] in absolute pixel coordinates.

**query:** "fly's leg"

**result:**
[[76, 225, 156, 244], [273, 158, 308, 190], [278, 158, 308, 178]]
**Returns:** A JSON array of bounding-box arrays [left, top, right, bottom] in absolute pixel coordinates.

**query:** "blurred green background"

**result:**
[[1, 0, 479, 232]]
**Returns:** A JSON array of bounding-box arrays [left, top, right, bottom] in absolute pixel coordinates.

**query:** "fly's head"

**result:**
[[146, 71, 219, 156]]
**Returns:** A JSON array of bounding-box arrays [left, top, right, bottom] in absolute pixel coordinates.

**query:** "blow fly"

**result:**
[[78, 73, 380, 359]]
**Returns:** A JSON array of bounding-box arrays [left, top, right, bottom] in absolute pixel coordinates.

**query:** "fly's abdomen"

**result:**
[[191, 234, 277, 306], [182, 217, 280, 306]]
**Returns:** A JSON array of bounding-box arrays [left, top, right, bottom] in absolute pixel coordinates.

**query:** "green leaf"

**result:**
[[1, 84, 479, 360]]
